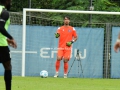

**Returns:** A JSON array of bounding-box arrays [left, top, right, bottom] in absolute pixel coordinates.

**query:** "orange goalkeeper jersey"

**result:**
[[57, 26, 77, 48]]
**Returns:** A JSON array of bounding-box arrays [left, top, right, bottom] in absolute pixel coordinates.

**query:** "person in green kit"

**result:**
[[0, 0, 17, 90]]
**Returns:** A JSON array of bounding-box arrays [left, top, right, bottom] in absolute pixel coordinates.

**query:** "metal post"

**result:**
[[28, 0, 31, 8], [89, 0, 94, 27], [28, 0, 31, 24], [22, 9, 27, 77]]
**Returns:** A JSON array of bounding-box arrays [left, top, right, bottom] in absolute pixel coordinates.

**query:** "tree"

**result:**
[[10, 0, 120, 25]]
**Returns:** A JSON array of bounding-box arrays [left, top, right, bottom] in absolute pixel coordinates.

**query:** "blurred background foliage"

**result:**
[[10, 0, 120, 26]]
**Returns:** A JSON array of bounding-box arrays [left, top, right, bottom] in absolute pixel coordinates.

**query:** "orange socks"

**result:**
[[64, 62, 68, 74], [55, 60, 68, 74], [55, 60, 60, 72]]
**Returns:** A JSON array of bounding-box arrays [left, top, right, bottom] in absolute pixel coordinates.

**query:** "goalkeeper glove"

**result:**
[[66, 40, 74, 47], [55, 33, 60, 38]]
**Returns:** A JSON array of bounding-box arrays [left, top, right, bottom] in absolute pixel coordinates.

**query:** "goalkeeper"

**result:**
[[54, 16, 78, 78]]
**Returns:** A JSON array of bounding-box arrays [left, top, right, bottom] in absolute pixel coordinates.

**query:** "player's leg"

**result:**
[[63, 49, 71, 78], [54, 49, 63, 77], [2, 60, 12, 90], [1, 47, 12, 90]]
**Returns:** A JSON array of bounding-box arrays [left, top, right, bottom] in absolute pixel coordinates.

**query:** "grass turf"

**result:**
[[0, 76, 120, 90]]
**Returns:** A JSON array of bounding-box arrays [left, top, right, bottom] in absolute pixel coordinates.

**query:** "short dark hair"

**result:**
[[64, 16, 70, 20]]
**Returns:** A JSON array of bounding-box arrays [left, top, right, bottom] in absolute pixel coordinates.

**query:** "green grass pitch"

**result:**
[[0, 76, 120, 90]]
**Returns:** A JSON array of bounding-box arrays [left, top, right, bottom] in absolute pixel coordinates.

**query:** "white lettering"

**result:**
[[40, 48, 86, 59], [51, 51, 57, 58], [40, 48, 50, 58]]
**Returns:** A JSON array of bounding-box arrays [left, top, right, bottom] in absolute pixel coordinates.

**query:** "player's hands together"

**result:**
[[55, 33, 60, 38], [7, 38, 17, 49], [66, 41, 74, 47], [114, 42, 120, 53]]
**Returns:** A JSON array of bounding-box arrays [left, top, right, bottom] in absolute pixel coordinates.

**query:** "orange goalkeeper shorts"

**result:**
[[57, 47, 71, 60]]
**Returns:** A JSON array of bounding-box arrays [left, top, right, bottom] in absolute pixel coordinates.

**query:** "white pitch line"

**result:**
[[10, 51, 37, 54]]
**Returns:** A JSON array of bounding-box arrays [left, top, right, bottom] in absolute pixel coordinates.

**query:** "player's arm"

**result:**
[[0, 10, 17, 48], [66, 36, 78, 47], [66, 27, 78, 47], [72, 28, 78, 42], [0, 10, 13, 39], [55, 33, 60, 38], [55, 27, 60, 38], [72, 36, 78, 42], [114, 32, 120, 53]]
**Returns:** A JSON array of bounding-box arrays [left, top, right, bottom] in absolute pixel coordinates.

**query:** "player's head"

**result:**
[[64, 16, 70, 26], [0, 0, 12, 10]]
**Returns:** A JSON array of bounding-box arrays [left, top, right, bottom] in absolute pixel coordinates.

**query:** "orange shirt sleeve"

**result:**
[[72, 27, 77, 37], [57, 27, 61, 34]]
